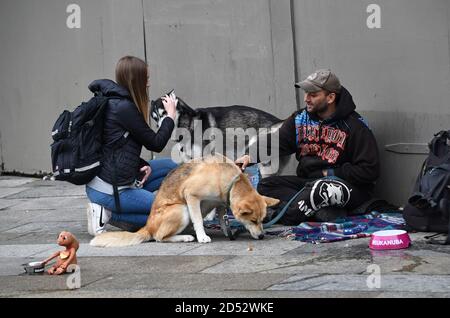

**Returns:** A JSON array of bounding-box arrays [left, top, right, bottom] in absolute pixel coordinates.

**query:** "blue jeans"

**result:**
[[86, 158, 178, 228]]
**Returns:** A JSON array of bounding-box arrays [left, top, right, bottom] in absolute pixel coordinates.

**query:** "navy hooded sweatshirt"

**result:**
[[260, 87, 380, 192]]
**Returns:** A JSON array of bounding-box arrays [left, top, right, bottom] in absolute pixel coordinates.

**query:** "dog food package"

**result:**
[[244, 165, 261, 189]]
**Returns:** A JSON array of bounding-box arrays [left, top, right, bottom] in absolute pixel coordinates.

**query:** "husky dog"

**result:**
[[90, 155, 280, 246], [151, 91, 289, 176]]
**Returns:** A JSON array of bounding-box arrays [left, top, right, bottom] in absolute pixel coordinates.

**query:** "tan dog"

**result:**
[[90, 155, 279, 247]]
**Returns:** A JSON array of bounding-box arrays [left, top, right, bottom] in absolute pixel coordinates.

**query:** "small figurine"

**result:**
[[42, 231, 79, 275]]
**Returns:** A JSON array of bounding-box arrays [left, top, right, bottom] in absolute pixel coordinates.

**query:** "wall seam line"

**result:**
[[290, 0, 301, 109], [268, 0, 277, 109]]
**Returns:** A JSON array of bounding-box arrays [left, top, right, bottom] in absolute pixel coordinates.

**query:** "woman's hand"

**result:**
[[235, 155, 251, 171], [139, 165, 152, 185], [161, 94, 178, 120]]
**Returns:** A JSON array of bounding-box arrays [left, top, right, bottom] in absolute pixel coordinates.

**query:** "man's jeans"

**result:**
[[86, 158, 178, 228]]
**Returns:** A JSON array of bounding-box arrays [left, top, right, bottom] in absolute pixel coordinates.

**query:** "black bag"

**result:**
[[50, 92, 110, 185], [403, 130, 450, 244]]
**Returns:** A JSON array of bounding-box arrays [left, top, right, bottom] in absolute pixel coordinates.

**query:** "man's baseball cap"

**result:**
[[295, 69, 341, 93]]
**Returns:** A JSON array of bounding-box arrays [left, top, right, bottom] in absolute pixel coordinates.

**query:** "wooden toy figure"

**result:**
[[42, 231, 79, 275]]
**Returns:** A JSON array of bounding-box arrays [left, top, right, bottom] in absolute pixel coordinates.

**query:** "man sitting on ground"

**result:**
[[236, 69, 380, 225]]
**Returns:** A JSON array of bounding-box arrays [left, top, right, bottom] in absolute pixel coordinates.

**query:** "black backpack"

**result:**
[[403, 130, 450, 244], [50, 92, 111, 185]]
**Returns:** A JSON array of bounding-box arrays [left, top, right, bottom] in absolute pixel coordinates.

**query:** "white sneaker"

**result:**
[[86, 202, 111, 236]]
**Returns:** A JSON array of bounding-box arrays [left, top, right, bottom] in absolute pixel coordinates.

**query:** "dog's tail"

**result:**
[[90, 227, 152, 248]]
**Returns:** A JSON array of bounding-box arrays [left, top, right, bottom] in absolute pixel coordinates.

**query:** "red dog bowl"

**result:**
[[369, 230, 411, 250]]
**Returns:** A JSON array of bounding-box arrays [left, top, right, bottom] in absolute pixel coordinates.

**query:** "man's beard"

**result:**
[[307, 100, 328, 116]]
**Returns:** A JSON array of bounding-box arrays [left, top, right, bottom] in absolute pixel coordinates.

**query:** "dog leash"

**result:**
[[220, 214, 240, 241], [263, 188, 305, 229], [220, 188, 306, 240], [221, 176, 345, 240]]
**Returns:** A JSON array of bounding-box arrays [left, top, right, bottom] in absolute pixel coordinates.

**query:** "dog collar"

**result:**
[[226, 174, 241, 207]]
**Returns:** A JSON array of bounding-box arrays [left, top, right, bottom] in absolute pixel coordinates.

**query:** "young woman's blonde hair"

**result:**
[[115, 56, 149, 124]]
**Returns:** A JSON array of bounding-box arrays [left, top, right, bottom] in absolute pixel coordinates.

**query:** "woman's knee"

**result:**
[[118, 189, 155, 214], [148, 158, 178, 171], [86, 186, 111, 207], [164, 158, 178, 170]]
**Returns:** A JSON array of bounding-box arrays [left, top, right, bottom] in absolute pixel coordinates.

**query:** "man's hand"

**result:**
[[235, 155, 251, 171]]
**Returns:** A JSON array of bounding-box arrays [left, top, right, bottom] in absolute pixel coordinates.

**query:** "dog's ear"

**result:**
[[262, 196, 280, 207], [150, 100, 157, 119], [177, 98, 197, 117], [151, 98, 164, 110]]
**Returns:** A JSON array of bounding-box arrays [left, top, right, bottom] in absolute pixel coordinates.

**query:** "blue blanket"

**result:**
[[266, 212, 405, 244]]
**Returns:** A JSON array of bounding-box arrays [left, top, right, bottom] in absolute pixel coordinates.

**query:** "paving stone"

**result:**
[[0, 187, 29, 199], [84, 273, 289, 292], [2, 176, 450, 297], [10, 196, 88, 211], [270, 274, 450, 293], [182, 237, 302, 256], [0, 179, 37, 188], [0, 199, 24, 210], [5, 187, 86, 199]]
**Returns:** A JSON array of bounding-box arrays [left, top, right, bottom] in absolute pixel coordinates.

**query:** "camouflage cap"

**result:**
[[295, 69, 342, 93]]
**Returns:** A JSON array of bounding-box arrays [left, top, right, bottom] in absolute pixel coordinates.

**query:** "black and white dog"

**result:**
[[150, 91, 289, 176]]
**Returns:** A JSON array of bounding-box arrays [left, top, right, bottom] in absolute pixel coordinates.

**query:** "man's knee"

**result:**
[[308, 178, 352, 210], [257, 176, 281, 192]]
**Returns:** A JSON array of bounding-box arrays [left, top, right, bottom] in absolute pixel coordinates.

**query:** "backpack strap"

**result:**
[[111, 152, 121, 214], [446, 218, 450, 245], [87, 95, 110, 126], [110, 131, 130, 214], [95, 91, 129, 215]]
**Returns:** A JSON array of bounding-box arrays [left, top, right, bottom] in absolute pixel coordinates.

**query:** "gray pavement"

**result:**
[[1, 175, 450, 298]]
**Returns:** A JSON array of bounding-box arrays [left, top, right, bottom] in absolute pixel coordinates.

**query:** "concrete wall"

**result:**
[[144, 0, 295, 118], [0, 0, 145, 173], [0, 0, 297, 173], [143, 0, 297, 164], [292, 0, 450, 204], [1, 0, 449, 205]]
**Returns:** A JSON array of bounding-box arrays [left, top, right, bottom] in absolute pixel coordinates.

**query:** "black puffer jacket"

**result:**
[[88, 79, 174, 186]]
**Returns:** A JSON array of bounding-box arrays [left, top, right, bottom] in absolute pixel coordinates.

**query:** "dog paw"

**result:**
[[197, 235, 212, 244], [203, 209, 217, 222]]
